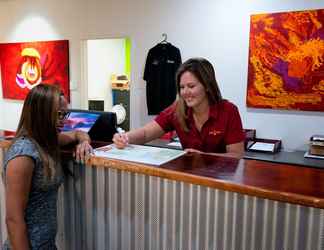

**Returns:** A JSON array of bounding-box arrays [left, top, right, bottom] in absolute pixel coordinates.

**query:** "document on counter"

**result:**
[[93, 144, 186, 165], [167, 141, 182, 148]]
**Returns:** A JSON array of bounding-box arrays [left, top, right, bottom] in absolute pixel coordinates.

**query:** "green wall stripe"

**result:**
[[125, 38, 131, 79]]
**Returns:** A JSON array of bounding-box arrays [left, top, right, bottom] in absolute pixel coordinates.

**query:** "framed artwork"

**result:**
[[0, 40, 70, 101], [247, 9, 324, 111]]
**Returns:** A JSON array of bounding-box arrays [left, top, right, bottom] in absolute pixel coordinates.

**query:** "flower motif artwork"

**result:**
[[0, 40, 69, 101], [247, 9, 324, 111]]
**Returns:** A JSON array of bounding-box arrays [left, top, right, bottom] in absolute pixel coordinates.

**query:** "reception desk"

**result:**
[[1, 138, 324, 250]]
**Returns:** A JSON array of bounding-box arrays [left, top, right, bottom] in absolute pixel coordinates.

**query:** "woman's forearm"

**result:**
[[58, 130, 91, 146], [127, 128, 146, 145], [75, 130, 91, 143], [208, 151, 244, 159], [127, 121, 165, 145]]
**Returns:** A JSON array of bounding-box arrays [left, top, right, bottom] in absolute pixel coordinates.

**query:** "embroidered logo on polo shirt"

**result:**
[[209, 130, 222, 136]]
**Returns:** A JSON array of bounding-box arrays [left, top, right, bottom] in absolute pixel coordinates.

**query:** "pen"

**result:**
[[116, 127, 129, 147], [116, 127, 125, 134]]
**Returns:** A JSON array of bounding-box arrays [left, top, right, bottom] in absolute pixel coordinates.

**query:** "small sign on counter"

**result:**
[[246, 138, 281, 153]]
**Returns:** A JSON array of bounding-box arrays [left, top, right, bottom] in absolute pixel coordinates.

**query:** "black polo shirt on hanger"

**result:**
[[144, 43, 182, 115]]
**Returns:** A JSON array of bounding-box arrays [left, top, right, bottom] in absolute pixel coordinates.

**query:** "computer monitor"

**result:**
[[61, 111, 100, 133], [65, 109, 117, 142]]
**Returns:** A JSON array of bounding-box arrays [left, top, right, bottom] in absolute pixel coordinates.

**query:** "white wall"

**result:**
[[87, 39, 125, 111], [0, 0, 324, 150], [0, 0, 86, 129]]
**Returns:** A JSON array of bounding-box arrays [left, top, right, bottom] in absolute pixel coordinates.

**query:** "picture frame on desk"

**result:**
[[304, 151, 324, 160], [246, 138, 281, 154], [309, 135, 324, 157], [243, 128, 256, 150]]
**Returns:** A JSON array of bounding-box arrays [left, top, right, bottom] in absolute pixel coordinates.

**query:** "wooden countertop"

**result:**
[[88, 152, 324, 209], [1, 133, 324, 208], [147, 138, 324, 169]]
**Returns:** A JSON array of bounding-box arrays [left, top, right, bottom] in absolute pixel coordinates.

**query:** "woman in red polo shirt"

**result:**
[[113, 57, 245, 158]]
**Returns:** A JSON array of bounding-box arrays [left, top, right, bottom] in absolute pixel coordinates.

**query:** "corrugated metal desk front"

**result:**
[[1, 140, 324, 250]]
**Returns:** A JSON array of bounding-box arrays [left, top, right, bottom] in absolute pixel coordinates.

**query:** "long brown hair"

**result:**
[[15, 84, 61, 179], [175, 58, 223, 132]]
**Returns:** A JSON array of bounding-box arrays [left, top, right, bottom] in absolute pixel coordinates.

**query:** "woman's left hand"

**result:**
[[75, 140, 93, 164], [184, 148, 202, 154]]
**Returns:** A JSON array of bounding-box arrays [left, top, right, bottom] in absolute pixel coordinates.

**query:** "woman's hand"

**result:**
[[184, 148, 202, 154], [59, 130, 93, 163], [112, 132, 129, 149], [75, 140, 93, 164]]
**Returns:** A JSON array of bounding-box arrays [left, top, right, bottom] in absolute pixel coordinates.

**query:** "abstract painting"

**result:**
[[0, 40, 69, 101], [247, 9, 324, 111]]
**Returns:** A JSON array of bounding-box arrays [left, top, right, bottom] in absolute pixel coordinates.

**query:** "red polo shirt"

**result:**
[[155, 100, 245, 153]]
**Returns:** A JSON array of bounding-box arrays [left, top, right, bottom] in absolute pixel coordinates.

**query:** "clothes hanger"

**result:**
[[160, 33, 168, 44]]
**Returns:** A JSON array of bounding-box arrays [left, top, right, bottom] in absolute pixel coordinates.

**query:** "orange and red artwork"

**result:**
[[247, 9, 324, 111], [0, 40, 69, 101]]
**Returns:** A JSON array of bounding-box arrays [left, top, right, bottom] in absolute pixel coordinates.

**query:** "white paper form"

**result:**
[[167, 141, 182, 148], [94, 144, 186, 165]]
